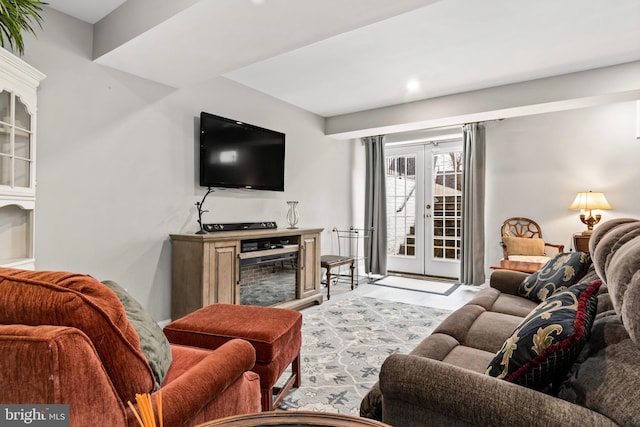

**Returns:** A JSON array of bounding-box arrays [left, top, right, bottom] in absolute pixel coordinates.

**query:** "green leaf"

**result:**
[[0, 0, 46, 55]]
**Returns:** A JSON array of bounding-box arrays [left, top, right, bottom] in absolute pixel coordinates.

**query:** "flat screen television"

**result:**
[[199, 112, 285, 191]]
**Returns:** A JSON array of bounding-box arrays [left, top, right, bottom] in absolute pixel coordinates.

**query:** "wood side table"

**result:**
[[573, 233, 591, 252], [490, 259, 545, 274], [196, 411, 392, 426]]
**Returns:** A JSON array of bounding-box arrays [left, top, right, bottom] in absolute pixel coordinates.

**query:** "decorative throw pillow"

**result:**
[[518, 252, 592, 303], [102, 280, 172, 390], [485, 280, 601, 390], [503, 236, 545, 256]]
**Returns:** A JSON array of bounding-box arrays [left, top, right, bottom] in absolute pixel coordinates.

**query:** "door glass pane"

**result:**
[[14, 96, 30, 130], [0, 91, 10, 124], [14, 132, 30, 159], [386, 154, 416, 257], [432, 151, 462, 261], [14, 158, 30, 187], [0, 155, 10, 186]]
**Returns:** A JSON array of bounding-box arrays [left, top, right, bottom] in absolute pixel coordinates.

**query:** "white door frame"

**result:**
[[385, 141, 462, 279]]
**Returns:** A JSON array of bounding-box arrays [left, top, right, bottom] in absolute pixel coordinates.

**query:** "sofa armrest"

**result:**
[[151, 338, 259, 426], [379, 354, 617, 427], [489, 270, 529, 295]]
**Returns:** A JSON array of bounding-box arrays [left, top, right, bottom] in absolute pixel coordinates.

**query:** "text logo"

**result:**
[[0, 405, 69, 426]]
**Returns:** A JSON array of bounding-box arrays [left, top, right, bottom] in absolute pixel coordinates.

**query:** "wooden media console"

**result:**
[[170, 227, 323, 319]]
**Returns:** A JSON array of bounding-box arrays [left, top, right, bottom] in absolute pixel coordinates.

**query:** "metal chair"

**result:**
[[320, 255, 355, 300]]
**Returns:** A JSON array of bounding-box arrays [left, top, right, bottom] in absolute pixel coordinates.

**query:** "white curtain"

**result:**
[[363, 135, 387, 275], [460, 123, 486, 285]]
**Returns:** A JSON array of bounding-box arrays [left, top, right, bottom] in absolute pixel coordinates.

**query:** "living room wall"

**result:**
[[485, 100, 640, 272], [347, 100, 640, 280], [20, 8, 356, 322]]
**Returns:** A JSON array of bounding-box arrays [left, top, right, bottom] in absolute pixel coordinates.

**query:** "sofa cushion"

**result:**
[[503, 236, 545, 256], [433, 304, 524, 354], [441, 345, 496, 373], [557, 314, 640, 426], [517, 252, 592, 303], [590, 218, 640, 281], [0, 268, 154, 402], [467, 287, 538, 318], [597, 232, 640, 345], [102, 280, 172, 390], [486, 280, 601, 390]]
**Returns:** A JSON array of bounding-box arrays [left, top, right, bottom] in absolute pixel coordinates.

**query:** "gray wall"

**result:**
[[21, 8, 356, 322], [485, 101, 640, 272]]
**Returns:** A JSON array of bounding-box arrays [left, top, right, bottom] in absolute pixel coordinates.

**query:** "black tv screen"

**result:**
[[199, 112, 285, 191]]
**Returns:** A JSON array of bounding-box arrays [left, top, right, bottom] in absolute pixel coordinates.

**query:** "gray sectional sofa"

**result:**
[[360, 218, 640, 426]]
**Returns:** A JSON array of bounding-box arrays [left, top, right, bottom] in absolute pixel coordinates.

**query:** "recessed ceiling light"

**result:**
[[406, 79, 420, 92]]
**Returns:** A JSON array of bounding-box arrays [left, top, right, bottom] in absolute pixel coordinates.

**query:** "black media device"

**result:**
[[202, 221, 278, 232], [199, 112, 285, 191]]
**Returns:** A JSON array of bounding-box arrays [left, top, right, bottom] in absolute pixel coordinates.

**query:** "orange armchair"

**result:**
[[0, 268, 261, 427]]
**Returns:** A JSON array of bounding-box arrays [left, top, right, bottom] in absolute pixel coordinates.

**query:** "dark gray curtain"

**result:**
[[363, 135, 387, 275], [460, 123, 486, 285]]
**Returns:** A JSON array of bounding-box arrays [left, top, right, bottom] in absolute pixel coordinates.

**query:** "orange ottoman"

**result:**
[[163, 304, 302, 411]]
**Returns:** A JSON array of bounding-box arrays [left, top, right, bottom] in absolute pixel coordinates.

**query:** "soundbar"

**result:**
[[203, 221, 278, 232]]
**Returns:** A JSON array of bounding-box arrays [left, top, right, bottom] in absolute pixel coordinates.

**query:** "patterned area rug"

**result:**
[[278, 297, 451, 415]]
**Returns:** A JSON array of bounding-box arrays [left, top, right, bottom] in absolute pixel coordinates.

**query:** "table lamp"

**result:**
[[569, 191, 612, 234]]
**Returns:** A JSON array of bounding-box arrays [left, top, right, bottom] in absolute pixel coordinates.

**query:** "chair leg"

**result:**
[[350, 260, 355, 290], [264, 353, 301, 411], [293, 353, 301, 388], [326, 268, 332, 300]]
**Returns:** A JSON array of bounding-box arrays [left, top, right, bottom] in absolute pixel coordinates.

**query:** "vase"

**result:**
[[286, 201, 300, 229]]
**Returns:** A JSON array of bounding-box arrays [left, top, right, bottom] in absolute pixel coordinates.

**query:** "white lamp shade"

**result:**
[[569, 191, 612, 211]]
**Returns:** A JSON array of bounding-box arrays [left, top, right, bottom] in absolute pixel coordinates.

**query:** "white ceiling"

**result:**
[[46, 0, 640, 118], [46, 0, 126, 24]]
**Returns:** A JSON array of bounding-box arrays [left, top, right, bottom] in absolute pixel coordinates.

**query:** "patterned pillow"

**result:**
[[518, 252, 592, 302], [486, 280, 601, 390]]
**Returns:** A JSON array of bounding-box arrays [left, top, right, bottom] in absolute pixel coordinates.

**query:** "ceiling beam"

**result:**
[[93, 0, 199, 61], [325, 61, 640, 139]]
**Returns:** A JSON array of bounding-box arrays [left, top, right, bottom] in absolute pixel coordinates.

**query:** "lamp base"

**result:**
[[579, 213, 601, 235]]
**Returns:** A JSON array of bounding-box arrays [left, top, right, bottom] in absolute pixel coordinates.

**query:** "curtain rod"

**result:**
[[384, 136, 462, 148]]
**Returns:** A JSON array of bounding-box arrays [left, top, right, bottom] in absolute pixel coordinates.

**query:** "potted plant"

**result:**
[[0, 0, 45, 55]]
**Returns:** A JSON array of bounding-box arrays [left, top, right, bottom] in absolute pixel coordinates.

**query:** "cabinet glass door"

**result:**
[[0, 91, 10, 186], [0, 90, 33, 191]]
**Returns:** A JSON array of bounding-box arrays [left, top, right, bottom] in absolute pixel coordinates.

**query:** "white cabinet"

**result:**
[[0, 47, 45, 269]]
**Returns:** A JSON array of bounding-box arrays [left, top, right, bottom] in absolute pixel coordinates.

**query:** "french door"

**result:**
[[385, 142, 462, 278]]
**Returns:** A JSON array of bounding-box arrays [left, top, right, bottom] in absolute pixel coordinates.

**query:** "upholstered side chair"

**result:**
[[501, 217, 564, 263]]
